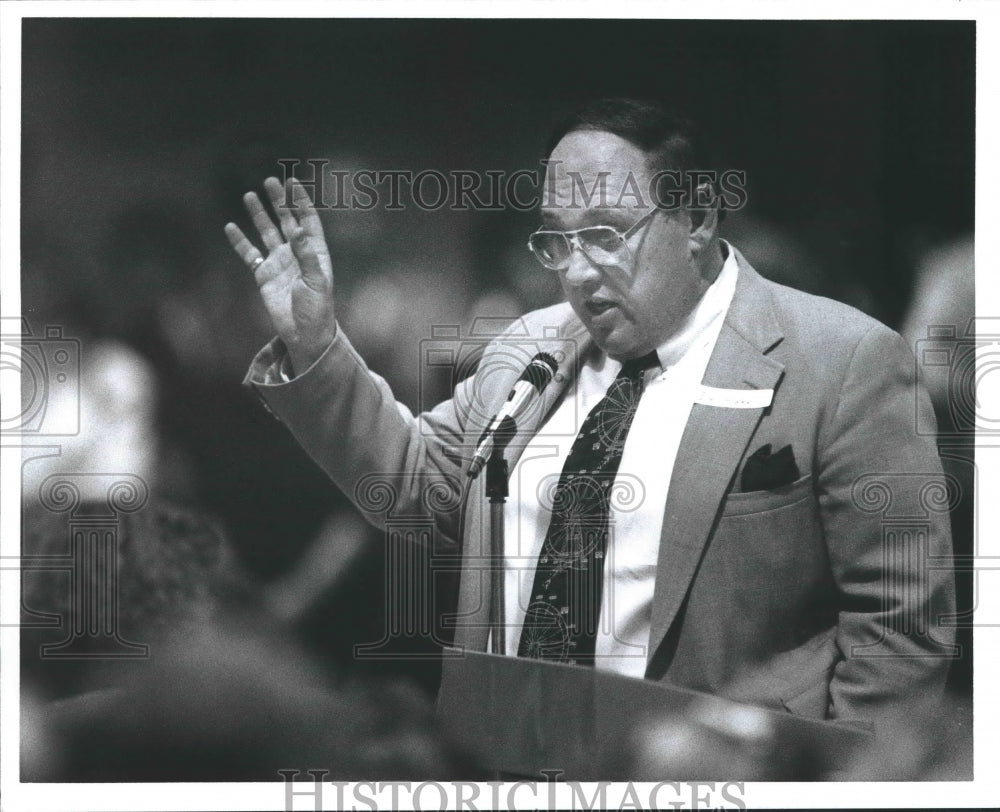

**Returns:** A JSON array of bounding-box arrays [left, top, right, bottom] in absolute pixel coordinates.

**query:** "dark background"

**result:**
[[20, 19, 975, 694]]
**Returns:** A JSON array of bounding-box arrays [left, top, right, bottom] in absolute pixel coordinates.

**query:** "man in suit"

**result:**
[[228, 99, 955, 749]]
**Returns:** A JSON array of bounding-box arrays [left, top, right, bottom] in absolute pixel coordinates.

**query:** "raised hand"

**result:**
[[225, 176, 336, 375]]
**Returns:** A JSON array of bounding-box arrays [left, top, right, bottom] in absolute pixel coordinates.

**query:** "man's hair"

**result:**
[[545, 97, 724, 218]]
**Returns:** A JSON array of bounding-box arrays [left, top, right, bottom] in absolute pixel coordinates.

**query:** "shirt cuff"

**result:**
[[244, 326, 339, 387]]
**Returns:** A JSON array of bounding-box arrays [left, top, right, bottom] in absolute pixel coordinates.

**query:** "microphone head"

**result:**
[[519, 352, 559, 391]]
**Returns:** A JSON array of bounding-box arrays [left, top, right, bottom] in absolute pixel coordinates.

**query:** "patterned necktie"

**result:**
[[518, 350, 659, 665]]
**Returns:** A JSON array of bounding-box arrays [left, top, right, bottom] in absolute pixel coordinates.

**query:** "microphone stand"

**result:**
[[483, 415, 516, 657]]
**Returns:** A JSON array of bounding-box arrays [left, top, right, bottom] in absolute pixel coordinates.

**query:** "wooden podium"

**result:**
[[437, 649, 871, 780]]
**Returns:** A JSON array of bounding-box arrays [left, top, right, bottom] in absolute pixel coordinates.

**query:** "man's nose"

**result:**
[[562, 240, 603, 287]]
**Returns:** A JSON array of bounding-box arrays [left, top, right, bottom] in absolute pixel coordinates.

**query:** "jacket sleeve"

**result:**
[[816, 322, 957, 739], [244, 330, 473, 548]]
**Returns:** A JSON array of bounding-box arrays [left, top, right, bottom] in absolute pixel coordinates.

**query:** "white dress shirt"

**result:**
[[502, 241, 740, 677]]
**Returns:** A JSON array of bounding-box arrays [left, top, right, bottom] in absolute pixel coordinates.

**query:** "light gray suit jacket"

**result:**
[[247, 248, 956, 741]]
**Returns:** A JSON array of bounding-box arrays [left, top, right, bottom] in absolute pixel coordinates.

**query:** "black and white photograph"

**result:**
[[1, 5, 995, 810]]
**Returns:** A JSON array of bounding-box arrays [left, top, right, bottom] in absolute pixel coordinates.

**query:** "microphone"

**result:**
[[468, 352, 559, 479]]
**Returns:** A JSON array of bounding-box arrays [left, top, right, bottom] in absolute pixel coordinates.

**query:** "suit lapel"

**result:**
[[646, 253, 786, 672]]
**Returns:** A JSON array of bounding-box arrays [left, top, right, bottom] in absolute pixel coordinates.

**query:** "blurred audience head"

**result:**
[[21, 338, 161, 501], [21, 498, 255, 701]]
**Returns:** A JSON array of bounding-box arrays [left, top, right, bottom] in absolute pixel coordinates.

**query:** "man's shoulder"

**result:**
[[743, 262, 902, 356]]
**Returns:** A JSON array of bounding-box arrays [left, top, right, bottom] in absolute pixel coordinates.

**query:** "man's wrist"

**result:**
[[285, 326, 339, 379]]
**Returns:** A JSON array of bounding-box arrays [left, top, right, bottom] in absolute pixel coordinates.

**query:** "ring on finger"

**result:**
[[250, 256, 265, 271]]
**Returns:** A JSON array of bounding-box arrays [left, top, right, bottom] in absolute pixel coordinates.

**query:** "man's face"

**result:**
[[542, 130, 705, 361]]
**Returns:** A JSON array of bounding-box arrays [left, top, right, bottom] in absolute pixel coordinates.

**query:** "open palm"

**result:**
[[225, 176, 336, 374]]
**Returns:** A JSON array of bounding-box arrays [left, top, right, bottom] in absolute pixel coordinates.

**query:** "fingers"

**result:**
[[243, 190, 284, 251], [286, 220, 330, 291], [288, 177, 325, 237], [264, 176, 303, 243], [261, 175, 323, 239], [262, 176, 330, 289], [229, 178, 330, 291], [224, 222, 264, 269]]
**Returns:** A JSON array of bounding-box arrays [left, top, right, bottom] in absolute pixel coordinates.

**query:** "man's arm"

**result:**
[[245, 328, 472, 544], [817, 323, 956, 738], [228, 176, 471, 544]]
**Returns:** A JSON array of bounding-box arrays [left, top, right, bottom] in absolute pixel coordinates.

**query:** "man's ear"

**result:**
[[688, 182, 719, 250]]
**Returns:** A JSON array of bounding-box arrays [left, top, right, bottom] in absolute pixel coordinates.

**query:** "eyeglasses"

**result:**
[[527, 208, 659, 271]]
